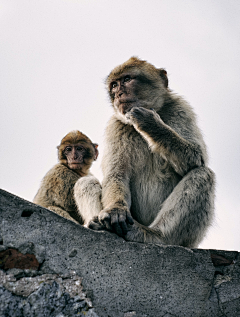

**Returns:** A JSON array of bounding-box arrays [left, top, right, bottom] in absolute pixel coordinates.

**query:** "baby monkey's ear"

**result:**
[[93, 143, 99, 160]]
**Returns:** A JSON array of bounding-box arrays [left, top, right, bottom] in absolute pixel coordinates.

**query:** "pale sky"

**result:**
[[1, 0, 240, 251]]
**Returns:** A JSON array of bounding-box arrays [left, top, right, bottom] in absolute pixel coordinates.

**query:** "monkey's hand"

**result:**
[[86, 216, 106, 231], [98, 206, 134, 237], [125, 107, 163, 132]]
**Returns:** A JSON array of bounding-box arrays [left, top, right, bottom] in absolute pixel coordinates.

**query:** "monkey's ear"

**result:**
[[93, 143, 99, 161], [159, 68, 168, 88]]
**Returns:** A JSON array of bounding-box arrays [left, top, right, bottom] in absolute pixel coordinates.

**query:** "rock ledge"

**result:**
[[0, 189, 239, 317]]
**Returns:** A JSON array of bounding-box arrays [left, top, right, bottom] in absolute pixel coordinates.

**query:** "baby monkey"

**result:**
[[33, 130, 98, 224]]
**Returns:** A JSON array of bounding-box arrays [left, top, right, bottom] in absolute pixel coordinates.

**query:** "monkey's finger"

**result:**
[[92, 216, 99, 222], [150, 108, 157, 113], [111, 214, 124, 237], [119, 221, 129, 236], [99, 212, 112, 231], [112, 222, 124, 237], [88, 221, 105, 231], [118, 213, 129, 235], [126, 213, 134, 225]]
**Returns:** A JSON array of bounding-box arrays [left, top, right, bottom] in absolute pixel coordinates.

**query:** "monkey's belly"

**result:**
[[130, 172, 179, 226]]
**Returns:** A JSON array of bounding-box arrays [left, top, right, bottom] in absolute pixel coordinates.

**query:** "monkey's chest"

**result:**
[[130, 157, 179, 226]]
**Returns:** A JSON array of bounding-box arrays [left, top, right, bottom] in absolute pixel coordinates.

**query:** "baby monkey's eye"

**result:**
[[123, 75, 131, 82], [76, 146, 84, 151], [65, 146, 72, 152]]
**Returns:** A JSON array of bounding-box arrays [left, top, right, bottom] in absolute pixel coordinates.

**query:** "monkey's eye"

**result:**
[[76, 146, 84, 151], [123, 75, 131, 82], [111, 82, 117, 89], [65, 146, 72, 152]]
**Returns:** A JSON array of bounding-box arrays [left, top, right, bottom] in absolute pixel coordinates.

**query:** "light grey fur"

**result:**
[[74, 57, 215, 248], [74, 176, 102, 227]]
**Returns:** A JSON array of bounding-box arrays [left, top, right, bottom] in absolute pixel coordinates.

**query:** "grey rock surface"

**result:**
[[0, 189, 240, 317], [0, 282, 97, 317]]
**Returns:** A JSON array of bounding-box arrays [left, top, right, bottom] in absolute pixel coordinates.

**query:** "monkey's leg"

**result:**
[[48, 206, 79, 224], [149, 166, 215, 247], [74, 176, 103, 228], [124, 220, 165, 244], [124, 166, 215, 247]]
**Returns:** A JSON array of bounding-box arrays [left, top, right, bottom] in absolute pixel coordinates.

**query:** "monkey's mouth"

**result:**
[[118, 101, 135, 115], [68, 162, 83, 169]]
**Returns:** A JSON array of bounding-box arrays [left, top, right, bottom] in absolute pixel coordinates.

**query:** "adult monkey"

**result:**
[[33, 130, 99, 224], [75, 57, 215, 247]]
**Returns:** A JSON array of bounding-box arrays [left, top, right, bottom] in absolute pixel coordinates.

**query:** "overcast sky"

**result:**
[[1, 0, 240, 251]]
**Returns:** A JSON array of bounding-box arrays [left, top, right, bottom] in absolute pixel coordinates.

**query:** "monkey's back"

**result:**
[[33, 163, 80, 211]]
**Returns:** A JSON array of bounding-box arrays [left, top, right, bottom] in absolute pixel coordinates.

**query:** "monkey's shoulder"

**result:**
[[41, 163, 80, 185], [160, 93, 197, 125], [160, 93, 206, 147]]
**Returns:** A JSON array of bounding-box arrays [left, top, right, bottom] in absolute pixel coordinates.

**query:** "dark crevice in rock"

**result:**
[[214, 288, 227, 317], [21, 209, 34, 217], [38, 259, 46, 272], [211, 253, 233, 267]]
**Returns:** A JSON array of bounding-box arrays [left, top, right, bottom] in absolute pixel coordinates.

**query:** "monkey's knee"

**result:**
[[183, 166, 216, 218], [182, 166, 216, 247], [199, 166, 215, 183], [74, 176, 102, 198], [187, 166, 216, 193], [153, 166, 216, 247]]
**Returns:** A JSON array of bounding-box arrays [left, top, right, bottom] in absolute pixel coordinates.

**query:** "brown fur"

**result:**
[[33, 130, 98, 224]]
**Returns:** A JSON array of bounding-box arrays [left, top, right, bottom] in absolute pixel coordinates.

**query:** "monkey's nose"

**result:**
[[72, 150, 78, 159]]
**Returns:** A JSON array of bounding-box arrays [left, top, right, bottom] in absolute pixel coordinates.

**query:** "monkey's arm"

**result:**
[[99, 122, 134, 236], [99, 166, 134, 236], [34, 164, 83, 224], [126, 107, 206, 176], [47, 167, 84, 224], [47, 206, 79, 224]]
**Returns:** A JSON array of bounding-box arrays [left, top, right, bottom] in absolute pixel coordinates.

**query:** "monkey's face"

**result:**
[[63, 143, 93, 170], [58, 130, 98, 175], [107, 62, 168, 124], [109, 74, 139, 115]]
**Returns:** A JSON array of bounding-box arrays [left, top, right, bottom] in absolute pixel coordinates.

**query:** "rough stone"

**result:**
[[0, 188, 240, 317], [0, 282, 98, 317]]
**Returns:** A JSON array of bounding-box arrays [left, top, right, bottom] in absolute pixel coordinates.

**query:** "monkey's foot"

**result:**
[[123, 222, 145, 243], [124, 222, 165, 244]]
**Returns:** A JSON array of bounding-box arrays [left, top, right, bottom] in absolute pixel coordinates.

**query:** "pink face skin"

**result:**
[[63, 143, 87, 170], [110, 75, 138, 114]]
